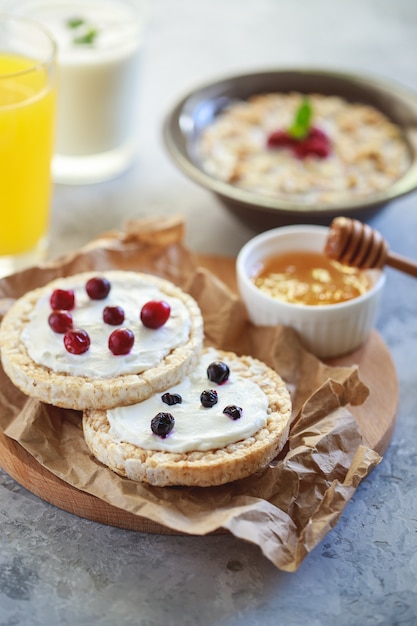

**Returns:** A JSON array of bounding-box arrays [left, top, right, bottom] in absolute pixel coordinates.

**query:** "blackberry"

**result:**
[[223, 405, 243, 420], [151, 412, 175, 438], [161, 392, 182, 406], [200, 389, 218, 408], [207, 361, 230, 384]]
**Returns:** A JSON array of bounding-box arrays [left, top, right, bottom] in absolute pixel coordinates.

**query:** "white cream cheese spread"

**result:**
[[21, 274, 192, 378], [106, 348, 269, 453]]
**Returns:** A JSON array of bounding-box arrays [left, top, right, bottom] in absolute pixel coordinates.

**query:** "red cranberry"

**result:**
[[48, 311, 73, 334], [267, 126, 330, 159], [309, 127, 327, 141], [103, 305, 125, 325], [108, 328, 135, 355], [308, 139, 330, 158], [294, 127, 331, 159], [267, 129, 295, 149], [50, 289, 75, 311], [140, 300, 171, 329], [63, 329, 90, 354], [85, 276, 111, 300]]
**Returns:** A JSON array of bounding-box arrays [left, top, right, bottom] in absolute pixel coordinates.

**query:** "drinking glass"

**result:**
[[0, 14, 56, 278], [11, 0, 149, 185]]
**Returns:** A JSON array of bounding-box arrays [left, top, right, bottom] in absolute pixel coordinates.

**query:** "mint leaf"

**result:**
[[67, 17, 85, 29], [73, 29, 98, 45], [66, 15, 98, 46], [288, 98, 312, 140]]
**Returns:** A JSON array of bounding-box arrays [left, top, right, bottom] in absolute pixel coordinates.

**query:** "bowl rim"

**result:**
[[236, 224, 386, 311], [163, 66, 417, 217]]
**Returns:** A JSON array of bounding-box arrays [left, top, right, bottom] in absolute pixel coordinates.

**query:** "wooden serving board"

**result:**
[[0, 255, 399, 534]]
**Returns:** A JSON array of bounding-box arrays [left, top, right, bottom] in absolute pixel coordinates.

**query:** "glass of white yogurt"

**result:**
[[10, 0, 149, 184]]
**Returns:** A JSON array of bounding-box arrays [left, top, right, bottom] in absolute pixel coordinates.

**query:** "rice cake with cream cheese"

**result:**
[[82, 348, 292, 487], [0, 271, 204, 410]]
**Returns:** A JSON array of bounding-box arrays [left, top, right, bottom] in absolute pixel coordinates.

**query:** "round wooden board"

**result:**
[[0, 255, 399, 534]]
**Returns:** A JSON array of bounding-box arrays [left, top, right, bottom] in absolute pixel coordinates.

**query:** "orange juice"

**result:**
[[0, 52, 55, 256]]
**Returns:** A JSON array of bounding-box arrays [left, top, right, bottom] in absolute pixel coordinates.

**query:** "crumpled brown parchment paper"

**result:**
[[0, 215, 381, 572]]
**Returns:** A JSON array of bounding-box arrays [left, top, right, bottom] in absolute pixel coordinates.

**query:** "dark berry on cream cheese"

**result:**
[[223, 405, 243, 420], [161, 392, 182, 406], [151, 412, 175, 438], [207, 361, 230, 384], [200, 389, 218, 408]]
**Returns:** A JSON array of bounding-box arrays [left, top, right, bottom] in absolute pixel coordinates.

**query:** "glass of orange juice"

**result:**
[[0, 15, 56, 278]]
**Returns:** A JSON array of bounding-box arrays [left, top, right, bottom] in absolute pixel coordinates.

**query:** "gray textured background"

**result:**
[[1, 0, 417, 624]]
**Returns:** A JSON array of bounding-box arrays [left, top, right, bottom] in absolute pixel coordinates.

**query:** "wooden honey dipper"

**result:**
[[324, 216, 417, 278]]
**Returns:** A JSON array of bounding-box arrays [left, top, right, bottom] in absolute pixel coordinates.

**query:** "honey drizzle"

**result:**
[[253, 250, 371, 306]]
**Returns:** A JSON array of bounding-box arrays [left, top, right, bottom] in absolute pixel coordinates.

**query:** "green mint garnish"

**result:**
[[73, 29, 98, 45], [66, 15, 98, 46], [67, 17, 85, 29], [288, 98, 312, 140]]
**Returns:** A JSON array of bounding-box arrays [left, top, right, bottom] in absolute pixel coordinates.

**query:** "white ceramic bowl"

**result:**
[[236, 225, 385, 358]]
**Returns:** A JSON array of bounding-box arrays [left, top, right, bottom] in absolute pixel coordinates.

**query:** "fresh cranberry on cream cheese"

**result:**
[[21, 275, 191, 378]]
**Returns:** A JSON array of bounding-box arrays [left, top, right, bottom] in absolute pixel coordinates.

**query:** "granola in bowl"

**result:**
[[197, 92, 411, 205]]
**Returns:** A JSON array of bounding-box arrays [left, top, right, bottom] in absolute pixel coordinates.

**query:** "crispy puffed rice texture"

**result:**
[[0, 271, 204, 410], [82, 349, 292, 487]]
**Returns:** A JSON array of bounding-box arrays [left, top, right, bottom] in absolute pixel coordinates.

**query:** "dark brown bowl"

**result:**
[[163, 68, 417, 229]]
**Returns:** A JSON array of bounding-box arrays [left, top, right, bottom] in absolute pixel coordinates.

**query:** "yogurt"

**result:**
[[12, 0, 149, 183]]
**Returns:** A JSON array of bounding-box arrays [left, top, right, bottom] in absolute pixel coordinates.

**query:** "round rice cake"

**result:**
[[82, 348, 292, 487], [0, 271, 204, 410]]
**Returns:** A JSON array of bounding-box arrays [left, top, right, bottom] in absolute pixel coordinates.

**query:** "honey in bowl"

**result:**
[[252, 250, 371, 306]]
